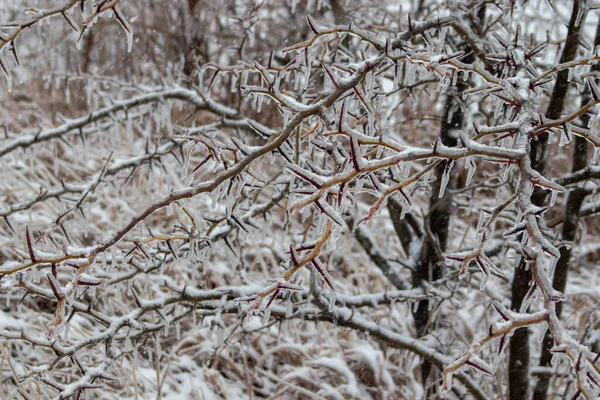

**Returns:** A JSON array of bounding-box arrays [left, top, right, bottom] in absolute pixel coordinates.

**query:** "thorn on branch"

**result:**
[[25, 226, 36, 262], [9, 41, 19, 66], [166, 240, 178, 260], [593, 350, 600, 365], [17, 388, 34, 400], [131, 287, 143, 308], [306, 15, 319, 34], [587, 371, 600, 388], [323, 64, 339, 89], [492, 301, 510, 321], [0, 58, 9, 79], [338, 99, 345, 131], [588, 77, 600, 102], [265, 289, 280, 308], [464, 358, 493, 376], [47, 273, 64, 300], [3, 216, 14, 233], [498, 335, 506, 354], [432, 138, 440, 155], [349, 134, 361, 171], [311, 258, 335, 292]]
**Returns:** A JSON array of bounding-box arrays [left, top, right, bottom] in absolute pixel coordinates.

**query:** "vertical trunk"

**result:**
[[408, 6, 484, 395], [508, 2, 586, 399], [182, 0, 206, 82], [532, 9, 597, 400], [329, 0, 347, 24], [413, 79, 466, 393]]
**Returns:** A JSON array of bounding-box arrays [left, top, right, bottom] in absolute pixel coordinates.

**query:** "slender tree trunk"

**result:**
[[508, 2, 586, 399], [532, 9, 597, 400], [406, 6, 485, 395], [412, 78, 467, 395]]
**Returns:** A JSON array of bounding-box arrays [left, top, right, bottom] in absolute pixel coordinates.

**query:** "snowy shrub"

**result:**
[[1, 1, 600, 399]]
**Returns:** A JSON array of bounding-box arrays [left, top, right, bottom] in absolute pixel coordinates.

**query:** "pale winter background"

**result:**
[[0, 1, 600, 399]]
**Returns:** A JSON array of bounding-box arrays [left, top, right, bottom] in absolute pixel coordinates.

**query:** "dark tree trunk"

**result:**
[[412, 80, 466, 393], [405, 6, 484, 395], [508, 2, 587, 399], [532, 7, 597, 399]]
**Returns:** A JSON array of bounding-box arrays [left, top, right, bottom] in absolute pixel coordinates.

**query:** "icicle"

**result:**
[[520, 292, 532, 314], [400, 163, 409, 178], [567, 67, 574, 83], [64, 321, 71, 340], [256, 94, 263, 113], [330, 224, 342, 246], [303, 54, 312, 90], [393, 62, 402, 89], [355, 178, 365, 194], [550, 190, 558, 206], [421, 169, 433, 185], [438, 161, 454, 198], [230, 73, 238, 93], [111, 245, 118, 268], [293, 69, 300, 91], [493, 98, 503, 120], [115, 6, 133, 52], [286, 296, 293, 317], [405, 63, 415, 85], [65, 81, 70, 103], [210, 184, 221, 209], [593, 146, 600, 164], [588, 108, 599, 129], [412, 300, 419, 313], [559, 123, 572, 146], [537, 324, 548, 344], [262, 306, 271, 324], [466, 157, 476, 186], [0, 59, 12, 92], [400, 205, 409, 219], [521, 229, 529, 244], [502, 163, 510, 181], [328, 290, 337, 312], [477, 212, 487, 232], [479, 274, 489, 290], [439, 74, 450, 93]]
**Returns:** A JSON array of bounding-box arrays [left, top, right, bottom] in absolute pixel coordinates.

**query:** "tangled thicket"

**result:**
[[1, 1, 600, 399]]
